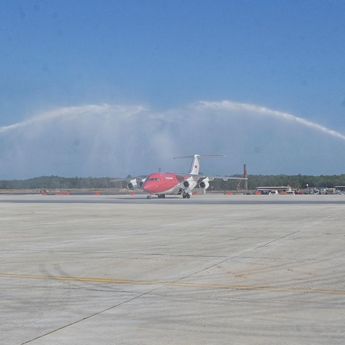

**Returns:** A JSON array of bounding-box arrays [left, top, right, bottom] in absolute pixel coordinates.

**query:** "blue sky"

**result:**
[[0, 0, 345, 177]]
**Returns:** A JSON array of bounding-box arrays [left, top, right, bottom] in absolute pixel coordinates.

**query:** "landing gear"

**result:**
[[182, 192, 191, 199], [158, 194, 166, 199]]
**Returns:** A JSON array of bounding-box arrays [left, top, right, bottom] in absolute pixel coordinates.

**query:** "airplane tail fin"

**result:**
[[173, 154, 224, 175], [190, 154, 201, 175]]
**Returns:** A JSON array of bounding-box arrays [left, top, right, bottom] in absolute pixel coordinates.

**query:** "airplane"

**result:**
[[127, 154, 248, 199]]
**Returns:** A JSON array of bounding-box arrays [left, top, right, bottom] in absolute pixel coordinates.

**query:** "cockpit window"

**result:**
[[148, 177, 160, 182]]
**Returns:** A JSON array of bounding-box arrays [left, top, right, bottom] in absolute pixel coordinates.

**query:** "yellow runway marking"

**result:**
[[1, 272, 345, 296]]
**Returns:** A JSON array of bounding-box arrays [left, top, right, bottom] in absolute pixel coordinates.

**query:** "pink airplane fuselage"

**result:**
[[143, 173, 185, 195]]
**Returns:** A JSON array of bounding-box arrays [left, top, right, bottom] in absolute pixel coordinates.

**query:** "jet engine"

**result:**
[[199, 177, 210, 190], [127, 177, 146, 190], [183, 181, 190, 188], [127, 178, 138, 190]]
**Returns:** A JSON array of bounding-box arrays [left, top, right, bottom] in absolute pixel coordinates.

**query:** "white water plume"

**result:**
[[0, 104, 146, 134], [0, 100, 344, 178], [195, 100, 345, 143]]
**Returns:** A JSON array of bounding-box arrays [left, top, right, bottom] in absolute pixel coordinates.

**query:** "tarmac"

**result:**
[[1, 194, 345, 345]]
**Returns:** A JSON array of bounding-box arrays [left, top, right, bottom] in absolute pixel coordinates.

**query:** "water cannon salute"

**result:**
[[1, 100, 345, 180], [2, 1, 345, 345]]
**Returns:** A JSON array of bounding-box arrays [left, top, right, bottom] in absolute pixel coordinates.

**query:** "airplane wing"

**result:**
[[208, 176, 248, 181], [178, 174, 248, 194]]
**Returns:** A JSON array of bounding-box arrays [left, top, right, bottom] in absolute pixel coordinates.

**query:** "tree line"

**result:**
[[0, 176, 125, 189], [0, 174, 345, 190], [211, 174, 345, 191]]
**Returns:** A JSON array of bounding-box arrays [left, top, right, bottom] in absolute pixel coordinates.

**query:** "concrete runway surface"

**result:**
[[1, 194, 345, 344]]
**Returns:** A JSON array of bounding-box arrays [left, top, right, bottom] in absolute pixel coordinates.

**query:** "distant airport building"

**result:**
[[256, 186, 293, 195], [335, 186, 345, 192]]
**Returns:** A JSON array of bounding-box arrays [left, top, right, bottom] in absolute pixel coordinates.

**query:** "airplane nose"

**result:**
[[144, 181, 159, 193], [143, 182, 153, 192]]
